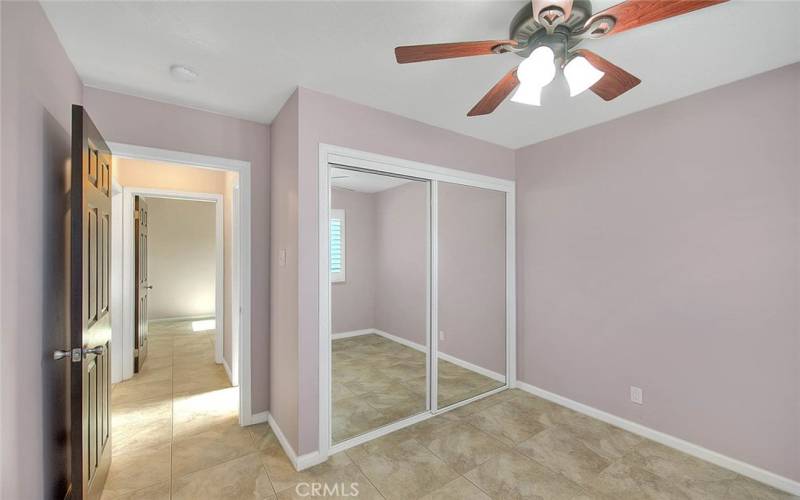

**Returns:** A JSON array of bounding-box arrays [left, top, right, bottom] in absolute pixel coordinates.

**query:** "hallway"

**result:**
[[103, 319, 261, 499]]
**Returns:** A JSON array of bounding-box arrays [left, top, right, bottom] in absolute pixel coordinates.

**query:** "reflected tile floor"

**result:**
[[332, 334, 505, 443], [105, 323, 796, 499]]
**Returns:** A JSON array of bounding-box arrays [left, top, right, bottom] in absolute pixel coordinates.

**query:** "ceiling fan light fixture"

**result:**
[[517, 46, 557, 88], [564, 55, 605, 97], [510, 83, 542, 106], [511, 45, 555, 106]]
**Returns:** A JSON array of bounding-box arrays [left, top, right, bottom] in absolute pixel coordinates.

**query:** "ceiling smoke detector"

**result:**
[[170, 64, 198, 82]]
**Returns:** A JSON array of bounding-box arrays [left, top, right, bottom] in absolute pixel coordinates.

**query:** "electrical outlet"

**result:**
[[630, 386, 643, 405], [439, 331, 445, 341]]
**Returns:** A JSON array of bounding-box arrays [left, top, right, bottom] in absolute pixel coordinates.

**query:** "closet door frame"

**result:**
[[318, 144, 516, 457]]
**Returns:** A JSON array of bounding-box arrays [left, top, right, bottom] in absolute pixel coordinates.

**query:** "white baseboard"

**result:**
[[337, 328, 505, 383], [437, 351, 505, 383], [149, 314, 214, 323], [514, 381, 800, 496], [266, 413, 328, 472], [331, 329, 375, 340], [222, 358, 233, 385], [372, 329, 427, 353], [248, 411, 268, 425]]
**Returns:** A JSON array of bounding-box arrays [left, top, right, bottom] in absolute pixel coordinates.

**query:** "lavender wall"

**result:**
[[331, 188, 377, 333], [82, 87, 271, 414], [0, 2, 84, 497], [438, 183, 506, 375], [296, 87, 516, 454], [270, 91, 300, 450], [515, 63, 800, 481], [374, 181, 429, 346]]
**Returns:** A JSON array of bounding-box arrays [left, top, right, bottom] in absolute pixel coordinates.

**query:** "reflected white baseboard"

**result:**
[[331, 328, 505, 383]]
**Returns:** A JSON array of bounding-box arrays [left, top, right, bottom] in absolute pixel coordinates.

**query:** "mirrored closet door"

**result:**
[[435, 182, 507, 409], [330, 166, 430, 445]]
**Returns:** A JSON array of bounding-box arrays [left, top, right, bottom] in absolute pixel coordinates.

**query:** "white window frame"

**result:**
[[329, 209, 346, 283]]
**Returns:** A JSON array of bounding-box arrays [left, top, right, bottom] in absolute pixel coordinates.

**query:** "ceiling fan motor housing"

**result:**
[[509, 0, 594, 59]]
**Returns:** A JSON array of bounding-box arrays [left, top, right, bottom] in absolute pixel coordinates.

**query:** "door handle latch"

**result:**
[[53, 347, 82, 362], [84, 345, 105, 357]]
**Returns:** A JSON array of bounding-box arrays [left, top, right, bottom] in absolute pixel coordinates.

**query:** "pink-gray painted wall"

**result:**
[[331, 187, 378, 333], [332, 182, 507, 375], [0, 2, 84, 497], [296, 87, 516, 454], [438, 182, 506, 375], [269, 90, 300, 450], [373, 181, 429, 346], [515, 63, 800, 481], [81, 87, 271, 415]]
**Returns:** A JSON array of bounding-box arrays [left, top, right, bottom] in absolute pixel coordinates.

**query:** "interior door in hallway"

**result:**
[[134, 195, 150, 372], [69, 104, 112, 499]]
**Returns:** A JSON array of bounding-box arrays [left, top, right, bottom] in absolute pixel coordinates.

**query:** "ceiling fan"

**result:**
[[394, 0, 728, 116]]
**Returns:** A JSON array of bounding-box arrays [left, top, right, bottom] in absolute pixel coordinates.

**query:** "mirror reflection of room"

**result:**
[[330, 166, 429, 444], [436, 182, 507, 408]]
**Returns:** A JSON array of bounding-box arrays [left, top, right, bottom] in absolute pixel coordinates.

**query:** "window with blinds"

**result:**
[[330, 209, 346, 283]]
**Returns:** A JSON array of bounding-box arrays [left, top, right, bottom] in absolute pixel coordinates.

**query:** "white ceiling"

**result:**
[[42, 1, 800, 149], [331, 167, 414, 193]]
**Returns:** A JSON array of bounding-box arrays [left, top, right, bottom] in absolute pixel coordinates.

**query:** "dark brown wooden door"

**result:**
[[70, 105, 112, 500], [134, 195, 150, 372]]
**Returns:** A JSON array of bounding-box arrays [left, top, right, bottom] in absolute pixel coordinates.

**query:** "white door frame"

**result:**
[[318, 143, 516, 457], [109, 142, 255, 426], [120, 187, 224, 371]]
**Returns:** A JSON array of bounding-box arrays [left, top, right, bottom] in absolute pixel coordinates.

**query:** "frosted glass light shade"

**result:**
[[564, 56, 605, 96], [517, 46, 557, 88], [510, 83, 542, 106]]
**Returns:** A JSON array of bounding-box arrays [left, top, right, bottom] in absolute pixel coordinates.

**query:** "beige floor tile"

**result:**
[[172, 420, 258, 477], [464, 449, 585, 500], [111, 377, 173, 405], [173, 387, 238, 438], [263, 451, 366, 495], [465, 399, 547, 446], [102, 443, 172, 497], [172, 452, 275, 500], [100, 480, 170, 500], [515, 425, 612, 485], [419, 477, 492, 500], [420, 422, 510, 474], [348, 438, 458, 500]]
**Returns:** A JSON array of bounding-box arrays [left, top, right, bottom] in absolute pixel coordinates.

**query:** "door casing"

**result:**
[[107, 143, 256, 426]]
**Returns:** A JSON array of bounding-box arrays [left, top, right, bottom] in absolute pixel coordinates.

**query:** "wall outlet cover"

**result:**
[[630, 386, 643, 405]]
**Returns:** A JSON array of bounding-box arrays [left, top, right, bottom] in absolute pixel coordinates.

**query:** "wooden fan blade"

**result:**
[[575, 49, 641, 101], [467, 68, 520, 117], [532, 0, 573, 24], [395, 40, 517, 64], [586, 0, 728, 37]]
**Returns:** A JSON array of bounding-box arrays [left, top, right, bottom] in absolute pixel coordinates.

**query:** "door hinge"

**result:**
[[134, 348, 139, 357], [134, 211, 140, 220]]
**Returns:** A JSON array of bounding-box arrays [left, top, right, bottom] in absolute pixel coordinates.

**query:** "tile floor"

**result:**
[[332, 334, 505, 443], [104, 321, 796, 500]]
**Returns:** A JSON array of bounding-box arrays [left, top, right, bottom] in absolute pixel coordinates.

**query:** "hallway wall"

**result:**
[[0, 2, 84, 498], [146, 198, 217, 320]]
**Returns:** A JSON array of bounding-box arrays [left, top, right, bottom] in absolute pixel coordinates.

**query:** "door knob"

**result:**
[[84, 346, 105, 356], [54, 348, 82, 362]]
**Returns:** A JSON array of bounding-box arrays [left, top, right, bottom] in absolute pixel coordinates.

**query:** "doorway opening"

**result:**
[[103, 144, 254, 495]]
